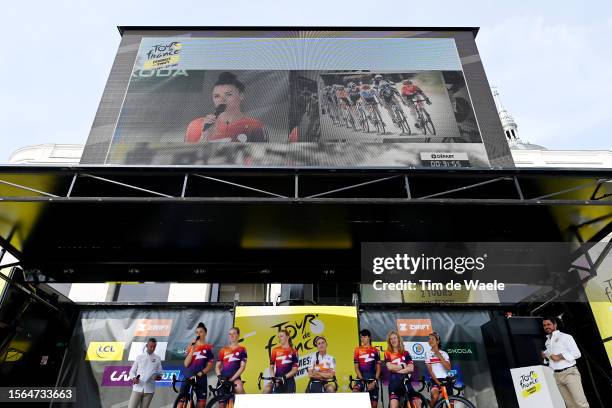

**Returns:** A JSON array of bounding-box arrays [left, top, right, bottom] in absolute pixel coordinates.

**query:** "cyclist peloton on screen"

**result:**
[[385, 330, 422, 408], [179, 322, 214, 408], [215, 327, 247, 407], [353, 329, 381, 408], [263, 329, 299, 394]]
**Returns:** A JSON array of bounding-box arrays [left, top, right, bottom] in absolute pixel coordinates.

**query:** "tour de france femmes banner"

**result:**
[[234, 306, 359, 393], [54, 307, 232, 408], [360, 309, 498, 407], [99, 36, 494, 168]]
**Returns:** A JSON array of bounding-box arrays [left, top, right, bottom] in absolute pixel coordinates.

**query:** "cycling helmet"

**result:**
[[348, 82, 356, 88], [374, 74, 383, 81], [402, 80, 413, 85]]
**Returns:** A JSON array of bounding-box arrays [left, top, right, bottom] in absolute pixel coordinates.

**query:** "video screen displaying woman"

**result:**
[[186, 72, 267, 143]]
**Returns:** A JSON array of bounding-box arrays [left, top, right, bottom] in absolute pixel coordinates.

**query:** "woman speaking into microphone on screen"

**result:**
[[185, 71, 267, 143]]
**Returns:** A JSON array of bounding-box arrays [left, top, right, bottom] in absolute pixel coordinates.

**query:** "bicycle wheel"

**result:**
[[173, 393, 196, 408], [433, 396, 475, 408], [206, 395, 233, 408], [405, 394, 428, 408], [374, 107, 386, 134], [423, 111, 436, 135], [359, 109, 370, 133], [398, 112, 411, 135]]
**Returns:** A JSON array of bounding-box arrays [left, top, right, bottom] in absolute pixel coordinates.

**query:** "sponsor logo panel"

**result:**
[[445, 342, 478, 361], [518, 370, 541, 398], [404, 341, 431, 361], [134, 319, 173, 337], [86, 342, 125, 361], [101, 365, 132, 386], [128, 341, 168, 361], [396, 319, 433, 337], [101, 366, 183, 387]]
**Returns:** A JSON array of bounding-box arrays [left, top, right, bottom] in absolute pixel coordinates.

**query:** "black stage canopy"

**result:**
[[0, 166, 610, 283]]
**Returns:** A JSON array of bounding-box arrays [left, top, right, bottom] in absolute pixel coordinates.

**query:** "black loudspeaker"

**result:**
[[481, 314, 545, 408]]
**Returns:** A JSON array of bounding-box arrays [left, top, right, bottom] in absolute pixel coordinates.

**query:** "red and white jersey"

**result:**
[[425, 349, 450, 379]]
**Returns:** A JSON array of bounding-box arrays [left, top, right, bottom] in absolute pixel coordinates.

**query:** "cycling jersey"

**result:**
[[425, 350, 450, 379], [360, 89, 377, 100], [185, 116, 265, 143], [385, 349, 416, 401], [218, 346, 247, 379], [336, 89, 348, 99], [308, 352, 336, 373], [354, 346, 380, 379], [186, 343, 214, 375], [270, 346, 299, 377], [401, 84, 423, 97], [182, 343, 213, 401], [378, 84, 398, 102]]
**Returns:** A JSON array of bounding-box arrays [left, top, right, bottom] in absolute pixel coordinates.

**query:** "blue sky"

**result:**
[[0, 0, 610, 162]]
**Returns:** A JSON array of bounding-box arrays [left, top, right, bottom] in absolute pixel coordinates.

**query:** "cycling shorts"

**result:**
[[340, 97, 350, 105], [306, 379, 336, 393], [388, 379, 418, 401], [363, 97, 377, 105], [274, 377, 296, 394], [430, 379, 453, 396], [354, 380, 379, 401], [349, 94, 361, 105], [180, 374, 207, 401]]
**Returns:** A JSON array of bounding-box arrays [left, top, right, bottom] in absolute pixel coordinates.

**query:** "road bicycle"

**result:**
[[389, 100, 411, 135], [349, 375, 381, 404], [363, 100, 386, 134], [305, 376, 338, 393], [393, 376, 429, 408], [427, 375, 475, 408], [205, 376, 239, 408], [406, 98, 436, 138], [172, 374, 197, 408], [257, 372, 294, 394]]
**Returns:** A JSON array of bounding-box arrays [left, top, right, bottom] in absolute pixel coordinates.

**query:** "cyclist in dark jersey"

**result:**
[[385, 330, 422, 408], [215, 326, 247, 407], [353, 329, 381, 407], [180, 322, 214, 408], [263, 329, 299, 393]]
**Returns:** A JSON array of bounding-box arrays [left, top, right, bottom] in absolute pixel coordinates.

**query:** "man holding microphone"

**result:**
[[128, 338, 164, 408]]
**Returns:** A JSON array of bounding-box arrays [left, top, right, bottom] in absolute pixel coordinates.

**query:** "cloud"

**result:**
[[478, 16, 612, 150]]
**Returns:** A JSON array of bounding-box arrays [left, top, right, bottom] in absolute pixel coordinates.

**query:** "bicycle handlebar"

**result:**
[[257, 372, 286, 390]]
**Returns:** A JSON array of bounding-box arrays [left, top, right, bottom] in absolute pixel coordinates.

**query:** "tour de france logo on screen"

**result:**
[[143, 41, 182, 70]]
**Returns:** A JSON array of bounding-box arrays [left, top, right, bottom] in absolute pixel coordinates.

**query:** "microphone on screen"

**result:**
[[191, 335, 200, 346], [203, 104, 227, 131]]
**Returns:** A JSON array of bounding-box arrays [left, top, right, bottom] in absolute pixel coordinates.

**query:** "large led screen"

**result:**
[[86, 31, 511, 168]]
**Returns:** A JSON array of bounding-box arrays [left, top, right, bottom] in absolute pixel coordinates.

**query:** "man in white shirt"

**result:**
[[128, 338, 164, 408], [541, 317, 589, 408]]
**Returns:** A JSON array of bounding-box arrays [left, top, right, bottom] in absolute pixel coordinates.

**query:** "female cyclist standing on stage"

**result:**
[[385, 330, 422, 408], [425, 332, 452, 408], [215, 327, 247, 406], [180, 322, 214, 408], [263, 329, 299, 393]]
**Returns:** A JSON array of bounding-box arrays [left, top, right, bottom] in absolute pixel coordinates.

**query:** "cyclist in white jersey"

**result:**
[[425, 332, 452, 408], [306, 336, 337, 393]]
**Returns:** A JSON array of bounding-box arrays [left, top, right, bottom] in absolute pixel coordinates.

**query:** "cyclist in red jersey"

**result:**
[[400, 79, 432, 129], [263, 329, 299, 393], [353, 329, 381, 407], [180, 322, 214, 408], [215, 327, 247, 407], [185, 72, 266, 143], [385, 330, 422, 408]]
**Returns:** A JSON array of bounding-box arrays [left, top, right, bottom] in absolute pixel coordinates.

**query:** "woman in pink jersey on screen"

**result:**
[[185, 72, 266, 143]]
